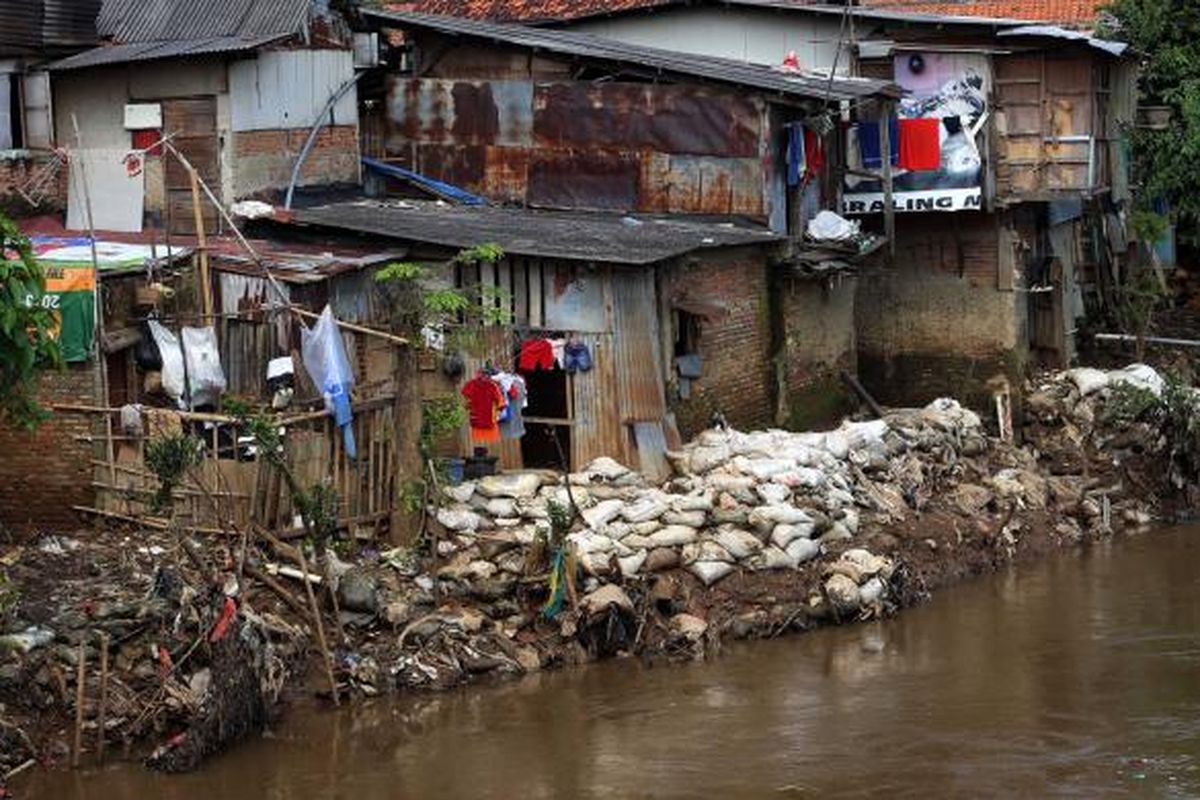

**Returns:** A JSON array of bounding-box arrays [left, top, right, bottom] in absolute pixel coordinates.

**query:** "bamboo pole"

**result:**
[[96, 633, 110, 763], [188, 168, 214, 322], [71, 641, 87, 768], [297, 546, 340, 706]]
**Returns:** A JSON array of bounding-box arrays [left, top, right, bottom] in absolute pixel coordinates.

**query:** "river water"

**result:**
[[23, 526, 1200, 799]]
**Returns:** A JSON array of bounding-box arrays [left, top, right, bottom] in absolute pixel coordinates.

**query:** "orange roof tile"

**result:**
[[385, 0, 680, 23], [857, 0, 1106, 25]]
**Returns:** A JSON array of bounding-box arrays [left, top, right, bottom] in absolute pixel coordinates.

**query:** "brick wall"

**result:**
[[856, 212, 1026, 409], [780, 275, 857, 429], [231, 125, 360, 198], [663, 247, 774, 438], [0, 152, 69, 217], [0, 362, 102, 532]]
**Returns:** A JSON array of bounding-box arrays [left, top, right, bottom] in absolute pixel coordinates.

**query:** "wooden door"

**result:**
[[162, 97, 220, 235]]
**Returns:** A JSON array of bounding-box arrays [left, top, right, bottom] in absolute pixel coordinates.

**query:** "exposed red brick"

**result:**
[[859, 0, 1104, 25]]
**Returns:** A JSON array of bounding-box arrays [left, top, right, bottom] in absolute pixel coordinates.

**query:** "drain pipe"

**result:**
[[284, 71, 366, 210]]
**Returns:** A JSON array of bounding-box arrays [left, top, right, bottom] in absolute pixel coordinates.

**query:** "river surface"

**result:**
[[23, 526, 1200, 799]]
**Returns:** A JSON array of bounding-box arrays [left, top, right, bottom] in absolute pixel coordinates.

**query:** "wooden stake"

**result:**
[[880, 104, 896, 259], [189, 168, 213, 322], [71, 641, 87, 768], [96, 633, 110, 763], [297, 546, 340, 706]]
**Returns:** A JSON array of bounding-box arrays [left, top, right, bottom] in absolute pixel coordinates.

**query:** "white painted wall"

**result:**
[[228, 50, 356, 132], [569, 7, 850, 73]]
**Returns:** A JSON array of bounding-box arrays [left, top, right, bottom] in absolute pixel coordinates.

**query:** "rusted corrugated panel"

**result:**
[[533, 83, 760, 158], [528, 149, 638, 212], [612, 267, 667, 424], [387, 77, 533, 147], [480, 146, 529, 203], [571, 330, 623, 469], [415, 143, 488, 191]]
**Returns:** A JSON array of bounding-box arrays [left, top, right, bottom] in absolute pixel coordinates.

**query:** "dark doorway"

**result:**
[[519, 365, 571, 469]]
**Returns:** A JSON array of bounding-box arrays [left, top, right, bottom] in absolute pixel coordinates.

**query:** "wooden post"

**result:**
[[879, 104, 896, 259], [189, 168, 213, 322], [390, 345, 423, 545], [69, 114, 116, 490], [71, 641, 87, 768], [96, 633, 110, 763], [297, 546, 340, 706]]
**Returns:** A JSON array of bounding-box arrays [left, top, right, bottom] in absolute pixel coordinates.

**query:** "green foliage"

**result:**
[[1102, 381, 1160, 425], [293, 481, 338, 547], [374, 261, 425, 283], [397, 480, 426, 515], [0, 213, 63, 429], [420, 396, 467, 456], [1114, 266, 1167, 360], [546, 499, 572, 547], [454, 243, 505, 264], [423, 288, 471, 317], [144, 434, 204, 512], [1102, 0, 1200, 243], [1159, 375, 1200, 479]]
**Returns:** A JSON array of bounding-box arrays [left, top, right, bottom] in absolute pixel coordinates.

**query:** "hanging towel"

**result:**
[[898, 118, 942, 171], [804, 128, 825, 175], [858, 118, 899, 170], [786, 124, 806, 187]]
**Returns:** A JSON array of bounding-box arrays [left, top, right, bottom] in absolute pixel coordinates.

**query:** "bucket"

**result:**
[[443, 458, 466, 484]]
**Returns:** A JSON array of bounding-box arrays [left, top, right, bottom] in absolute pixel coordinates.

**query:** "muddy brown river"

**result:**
[[22, 526, 1200, 799]]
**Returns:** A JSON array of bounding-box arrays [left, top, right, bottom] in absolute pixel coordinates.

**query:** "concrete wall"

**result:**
[[780, 275, 858, 430], [662, 247, 775, 439], [0, 362, 101, 531], [569, 6, 849, 71], [856, 213, 1025, 408]]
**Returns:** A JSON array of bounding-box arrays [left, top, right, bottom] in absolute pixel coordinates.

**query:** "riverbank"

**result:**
[[0, 362, 1190, 781]]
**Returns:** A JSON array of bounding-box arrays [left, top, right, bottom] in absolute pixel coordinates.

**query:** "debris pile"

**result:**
[[0, 363, 1192, 777]]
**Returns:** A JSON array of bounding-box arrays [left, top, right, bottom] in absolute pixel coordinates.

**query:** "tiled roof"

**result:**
[[385, 0, 681, 23], [856, 0, 1105, 26]]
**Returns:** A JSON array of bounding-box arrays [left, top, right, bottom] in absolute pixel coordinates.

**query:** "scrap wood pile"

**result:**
[[0, 363, 1192, 776]]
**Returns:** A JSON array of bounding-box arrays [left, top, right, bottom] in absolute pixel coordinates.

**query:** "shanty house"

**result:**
[[549, 2, 1138, 407], [273, 10, 900, 476], [46, 0, 365, 236], [0, 0, 101, 213]]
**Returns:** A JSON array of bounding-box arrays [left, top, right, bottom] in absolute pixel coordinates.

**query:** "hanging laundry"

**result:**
[[462, 372, 505, 442], [942, 115, 963, 136], [563, 340, 593, 373], [804, 128, 825, 175], [549, 337, 567, 369], [518, 338, 555, 372], [857, 118, 899, 170], [898, 117, 942, 171], [300, 306, 358, 458], [495, 372, 529, 440], [786, 124, 806, 187]]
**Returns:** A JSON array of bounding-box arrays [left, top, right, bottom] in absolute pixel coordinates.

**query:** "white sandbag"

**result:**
[[581, 499, 624, 528], [756, 483, 792, 504], [671, 493, 714, 512], [785, 537, 820, 564], [436, 507, 481, 533], [749, 546, 796, 571], [1107, 363, 1165, 397], [770, 522, 816, 549], [662, 510, 706, 528], [648, 525, 699, 547], [681, 540, 734, 565], [689, 560, 734, 586], [618, 550, 647, 577], [712, 528, 762, 560], [1066, 367, 1110, 396], [860, 577, 885, 605], [748, 505, 813, 534], [622, 496, 669, 523], [584, 456, 631, 480]]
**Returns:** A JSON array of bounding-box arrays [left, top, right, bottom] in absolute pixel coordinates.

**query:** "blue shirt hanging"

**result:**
[[858, 118, 899, 170]]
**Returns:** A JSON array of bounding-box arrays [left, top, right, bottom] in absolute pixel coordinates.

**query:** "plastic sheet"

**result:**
[[301, 306, 357, 458], [182, 326, 227, 408], [147, 320, 185, 403]]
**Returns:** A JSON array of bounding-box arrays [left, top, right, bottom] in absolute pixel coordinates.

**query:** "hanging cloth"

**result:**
[[858, 118, 899, 170], [898, 117, 942, 171], [804, 128, 825, 175], [518, 339, 555, 371], [462, 373, 505, 442], [785, 124, 806, 187]]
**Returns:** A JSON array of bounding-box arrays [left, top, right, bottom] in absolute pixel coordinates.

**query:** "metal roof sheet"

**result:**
[[95, 0, 311, 42], [364, 9, 901, 101], [997, 24, 1126, 56], [290, 201, 783, 264], [47, 32, 290, 70]]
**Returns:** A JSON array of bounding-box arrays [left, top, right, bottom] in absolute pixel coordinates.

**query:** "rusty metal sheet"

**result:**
[[415, 143, 488, 191], [533, 83, 761, 158], [528, 149, 638, 212], [543, 264, 608, 332], [387, 77, 533, 147], [612, 267, 667, 424], [481, 146, 530, 203], [571, 330, 624, 470]]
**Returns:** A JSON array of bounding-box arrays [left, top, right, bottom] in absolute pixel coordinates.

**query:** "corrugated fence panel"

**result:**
[[571, 330, 622, 469], [229, 49, 356, 132], [612, 267, 667, 424]]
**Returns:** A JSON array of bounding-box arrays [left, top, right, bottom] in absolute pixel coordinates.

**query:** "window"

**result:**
[[0, 67, 52, 151]]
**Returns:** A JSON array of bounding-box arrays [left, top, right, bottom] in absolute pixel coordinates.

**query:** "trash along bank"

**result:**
[[0, 362, 1192, 782]]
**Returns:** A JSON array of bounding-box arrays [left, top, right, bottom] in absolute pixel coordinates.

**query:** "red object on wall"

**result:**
[[898, 118, 941, 171], [132, 128, 163, 156]]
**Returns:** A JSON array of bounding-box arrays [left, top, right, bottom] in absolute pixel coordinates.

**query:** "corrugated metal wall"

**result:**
[[385, 77, 770, 218], [229, 49, 357, 132]]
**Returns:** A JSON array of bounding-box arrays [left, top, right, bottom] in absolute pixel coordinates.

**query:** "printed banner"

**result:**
[[844, 53, 990, 215]]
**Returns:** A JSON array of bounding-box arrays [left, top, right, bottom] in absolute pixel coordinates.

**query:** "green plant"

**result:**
[[1101, 0, 1200, 246], [546, 499, 572, 548], [420, 396, 467, 456], [0, 213, 63, 429], [1103, 381, 1161, 425], [1114, 267, 1167, 362], [397, 479, 426, 515], [144, 434, 204, 512], [1159, 374, 1200, 481]]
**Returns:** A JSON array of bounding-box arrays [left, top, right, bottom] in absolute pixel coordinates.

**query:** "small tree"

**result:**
[[0, 213, 62, 428]]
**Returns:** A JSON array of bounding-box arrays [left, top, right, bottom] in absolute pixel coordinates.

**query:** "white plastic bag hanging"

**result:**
[[147, 320, 185, 403], [300, 305, 357, 458], [182, 326, 227, 408]]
